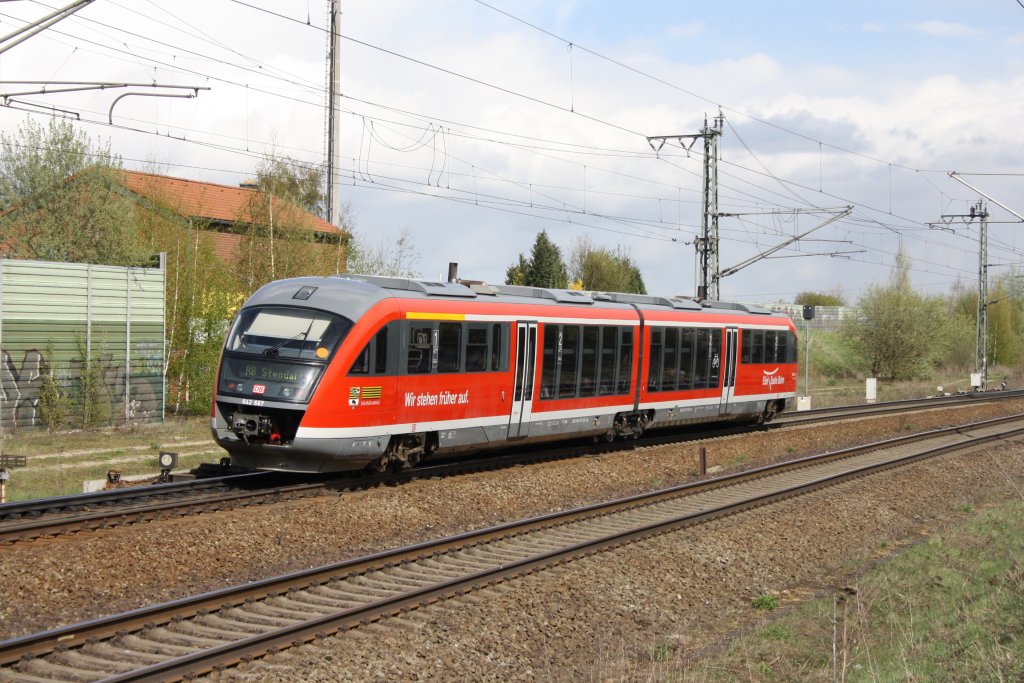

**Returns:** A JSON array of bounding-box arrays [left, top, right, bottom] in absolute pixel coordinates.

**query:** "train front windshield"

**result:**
[[218, 306, 353, 403]]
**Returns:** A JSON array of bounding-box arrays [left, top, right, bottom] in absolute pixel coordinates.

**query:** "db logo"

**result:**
[[253, 384, 266, 395]]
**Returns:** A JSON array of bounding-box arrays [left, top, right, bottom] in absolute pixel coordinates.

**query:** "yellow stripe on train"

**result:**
[[406, 312, 466, 320]]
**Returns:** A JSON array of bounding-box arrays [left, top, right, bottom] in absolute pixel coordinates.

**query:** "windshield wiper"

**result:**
[[262, 319, 317, 358]]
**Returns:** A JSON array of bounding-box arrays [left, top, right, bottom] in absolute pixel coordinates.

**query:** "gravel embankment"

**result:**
[[1, 400, 1021, 650], [214, 438, 1024, 682]]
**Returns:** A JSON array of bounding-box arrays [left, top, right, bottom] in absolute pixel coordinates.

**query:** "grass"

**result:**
[[752, 594, 779, 611], [0, 416, 223, 501], [675, 500, 1024, 681], [798, 332, 1023, 409]]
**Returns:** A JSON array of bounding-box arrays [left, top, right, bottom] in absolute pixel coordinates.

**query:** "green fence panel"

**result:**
[[0, 258, 166, 433]]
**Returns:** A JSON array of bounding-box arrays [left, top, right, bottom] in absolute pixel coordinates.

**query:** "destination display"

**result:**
[[218, 357, 324, 403]]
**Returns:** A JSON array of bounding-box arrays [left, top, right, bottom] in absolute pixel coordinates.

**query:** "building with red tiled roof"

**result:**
[[0, 168, 350, 266], [121, 170, 347, 262]]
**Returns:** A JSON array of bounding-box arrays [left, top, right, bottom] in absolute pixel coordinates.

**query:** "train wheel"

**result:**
[[758, 401, 781, 424]]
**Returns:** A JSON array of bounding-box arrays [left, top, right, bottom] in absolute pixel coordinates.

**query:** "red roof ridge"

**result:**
[[120, 168, 340, 234]]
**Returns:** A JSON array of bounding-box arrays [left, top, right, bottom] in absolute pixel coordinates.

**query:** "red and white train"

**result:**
[[212, 274, 798, 473]]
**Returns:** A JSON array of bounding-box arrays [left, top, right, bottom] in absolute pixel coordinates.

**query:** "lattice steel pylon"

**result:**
[[648, 111, 724, 300]]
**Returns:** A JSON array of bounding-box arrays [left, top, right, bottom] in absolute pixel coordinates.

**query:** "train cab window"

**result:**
[[786, 331, 798, 362], [350, 345, 370, 375], [349, 326, 391, 375], [407, 325, 433, 374], [438, 323, 462, 373], [227, 306, 351, 361]]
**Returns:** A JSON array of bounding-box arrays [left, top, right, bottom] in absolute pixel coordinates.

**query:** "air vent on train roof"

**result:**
[[700, 300, 772, 315], [597, 292, 703, 310], [334, 274, 477, 298], [491, 285, 595, 304]]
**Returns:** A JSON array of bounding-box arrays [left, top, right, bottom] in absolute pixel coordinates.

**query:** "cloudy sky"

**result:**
[[1, 0, 1022, 302]]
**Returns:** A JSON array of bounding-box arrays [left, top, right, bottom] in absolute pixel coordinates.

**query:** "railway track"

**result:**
[[0, 390, 1019, 547], [2, 412, 1023, 682], [775, 388, 1024, 425]]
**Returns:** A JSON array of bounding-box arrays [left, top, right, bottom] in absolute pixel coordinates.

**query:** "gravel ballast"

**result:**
[[1, 401, 1022, 674]]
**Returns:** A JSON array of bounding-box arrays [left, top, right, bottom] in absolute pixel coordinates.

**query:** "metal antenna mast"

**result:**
[[648, 110, 723, 300], [326, 0, 343, 227]]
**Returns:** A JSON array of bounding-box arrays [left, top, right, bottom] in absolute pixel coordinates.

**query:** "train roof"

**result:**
[[243, 274, 791, 322]]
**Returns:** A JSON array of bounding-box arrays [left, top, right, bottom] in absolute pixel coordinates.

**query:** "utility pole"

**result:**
[[648, 110, 723, 300], [976, 201, 989, 388], [326, 0, 343, 227], [934, 200, 989, 388]]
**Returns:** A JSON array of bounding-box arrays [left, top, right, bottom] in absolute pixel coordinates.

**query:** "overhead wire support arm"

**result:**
[[0, 0, 94, 56], [715, 206, 852, 281], [0, 82, 210, 122], [948, 172, 1024, 223]]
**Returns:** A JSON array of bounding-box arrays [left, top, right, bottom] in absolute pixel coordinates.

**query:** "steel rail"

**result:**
[[3, 413, 1023, 681], [1, 391, 1020, 546]]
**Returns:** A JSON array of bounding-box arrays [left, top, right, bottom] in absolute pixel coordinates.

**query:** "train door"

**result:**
[[508, 321, 538, 438], [719, 327, 739, 414]]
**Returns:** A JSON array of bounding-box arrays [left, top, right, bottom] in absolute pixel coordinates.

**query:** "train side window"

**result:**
[[465, 325, 488, 372], [540, 325, 559, 399], [407, 324, 433, 374], [752, 330, 765, 364], [490, 323, 505, 371], [599, 327, 617, 395], [741, 329, 752, 364], [678, 328, 694, 390], [559, 326, 581, 398], [764, 330, 778, 364], [438, 322, 462, 373], [616, 327, 633, 394], [661, 327, 679, 391], [580, 326, 599, 397], [647, 327, 663, 391], [709, 329, 722, 388], [693, 328, 710, 389]]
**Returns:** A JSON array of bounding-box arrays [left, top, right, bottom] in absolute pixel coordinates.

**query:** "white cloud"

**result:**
[[0, 1, 1018, 301], [914, 20, 983, 37]]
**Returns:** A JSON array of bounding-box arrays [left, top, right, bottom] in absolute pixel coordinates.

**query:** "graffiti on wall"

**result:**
[[0, 347, 162, 431]]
